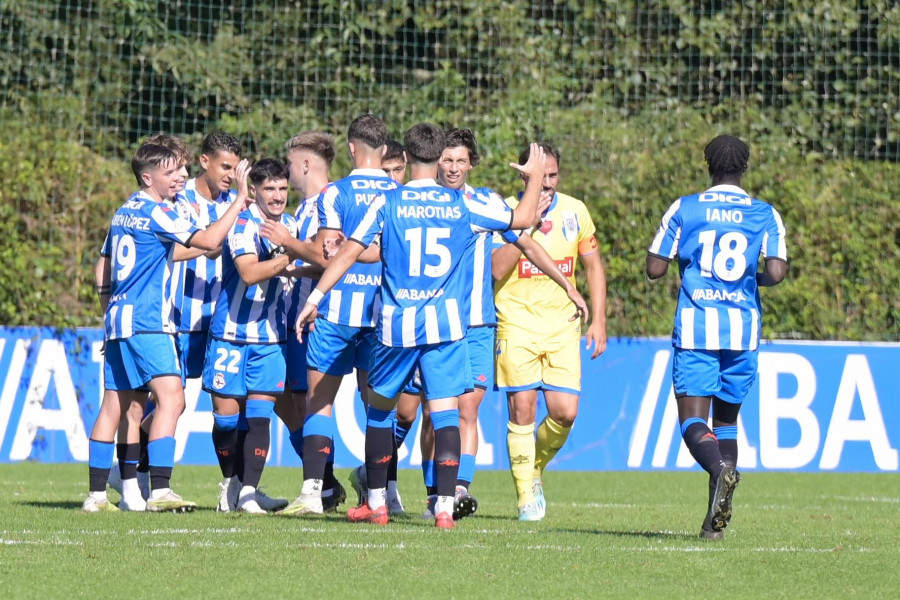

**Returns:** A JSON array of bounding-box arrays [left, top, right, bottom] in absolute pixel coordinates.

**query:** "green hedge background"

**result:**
[[1, 1, 898, 339]]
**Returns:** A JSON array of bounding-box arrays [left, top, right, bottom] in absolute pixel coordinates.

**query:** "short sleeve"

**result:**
[[349, 194, 386, 247], [100, 229, 111, 257], [317, 184, 342, 230], [762, 205, 787, 261], [229, 216, 261, 260], [465, 187, 513, 234], [149, 203, 199, 245], [648, 199, 682, 260]]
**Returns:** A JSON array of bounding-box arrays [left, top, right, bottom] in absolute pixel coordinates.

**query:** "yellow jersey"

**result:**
[[494, 192, 596, 341]]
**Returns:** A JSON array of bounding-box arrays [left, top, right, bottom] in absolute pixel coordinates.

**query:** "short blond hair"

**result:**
[[285, 131, 336, 165]]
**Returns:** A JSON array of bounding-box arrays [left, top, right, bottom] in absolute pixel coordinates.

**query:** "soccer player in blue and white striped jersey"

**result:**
[[172, 132, 243, 377], [84, 142, 251, 513], [647, 134, 787, 540], [202, 159, 301, 514], [296, 124, 550, 528], [288, 116, 396, 516]]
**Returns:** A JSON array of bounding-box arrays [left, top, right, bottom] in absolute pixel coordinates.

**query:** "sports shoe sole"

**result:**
[[709, 466, 741, 531], [146, 501, 198, 513], [452, 494, 478, 521]]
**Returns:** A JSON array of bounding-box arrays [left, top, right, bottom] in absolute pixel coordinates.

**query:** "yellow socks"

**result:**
[[506, 421, 536, 507], [534, 415, 572, 479]]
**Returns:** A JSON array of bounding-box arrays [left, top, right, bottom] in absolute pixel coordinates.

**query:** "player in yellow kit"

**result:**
[[492, 142, 608, 521]]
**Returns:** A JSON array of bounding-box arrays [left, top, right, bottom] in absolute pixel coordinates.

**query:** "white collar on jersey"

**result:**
[[404, 178, 439, 188], [706, 184, 749, 196], [350, 168, 391, 177]]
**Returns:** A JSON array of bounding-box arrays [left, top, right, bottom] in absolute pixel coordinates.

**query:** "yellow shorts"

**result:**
[[494, 336, 581, 394]]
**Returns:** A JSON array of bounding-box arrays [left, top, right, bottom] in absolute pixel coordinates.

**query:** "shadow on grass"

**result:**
[[20, 500, 85, 510], [550, 527, 695, 541]]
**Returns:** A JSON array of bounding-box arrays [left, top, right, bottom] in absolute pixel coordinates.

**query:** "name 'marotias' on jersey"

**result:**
[[285, 193, 321, 331], [317, 168, 397, 328], [102, 191, 200, 340], [648, 184, 787, 351], [171, 178, 236, 333], [493, 191, 595, 342], [351, 178, 513, 348], [461, 183, 518, 327], [209, 204, 298, 344]]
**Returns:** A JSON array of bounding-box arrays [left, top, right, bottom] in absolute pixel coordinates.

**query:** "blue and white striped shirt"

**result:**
[[649, 184, 787, 351], [317, 169, 397, 328], [172, 179, 236, 332], [102, 191, 200, 340], [285, 193, 321, 332], [351, 179, 513, 348], [209, 204, 297, 344]]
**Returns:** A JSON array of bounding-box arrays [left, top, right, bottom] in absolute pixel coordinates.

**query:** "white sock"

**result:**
[[90, 490, 108, 502], [368, 487, 386, 510], [436, 495, 454, 516], [387, 480, 399, 501], [150, 487, 171, 500], [301, 478, 323, 497], [239, 485, 255, 501], [122, 478, 142, 499]]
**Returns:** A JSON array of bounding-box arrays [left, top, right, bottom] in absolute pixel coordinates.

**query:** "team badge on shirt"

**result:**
[[213, 372, 226, 390], [562, 212, 578, 241]]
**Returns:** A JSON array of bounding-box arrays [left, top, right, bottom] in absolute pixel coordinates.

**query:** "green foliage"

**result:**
[[0, 113, 131, 326], [0, 1, 897, 339]]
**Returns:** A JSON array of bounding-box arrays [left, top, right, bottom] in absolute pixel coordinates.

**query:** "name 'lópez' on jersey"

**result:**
[[317, 169, 397, 328], [209, 204, 297, 344], [648, 184, 787, 351], [102, 191, 200, 340], [351, 179, 514, 348]]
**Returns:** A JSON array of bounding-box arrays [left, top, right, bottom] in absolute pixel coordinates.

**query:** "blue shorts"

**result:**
[[306, 318, 375, 377], [178, 330, 208, 379], [467, 326, 495, 389], [286, 330, 309, 392], [202, 338, 287, 398], [104, 334, 181, 391], [369, 339, 472, 401], [672, 347, 758, 404]]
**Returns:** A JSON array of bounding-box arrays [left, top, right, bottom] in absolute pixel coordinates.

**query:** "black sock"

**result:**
[[150, 466, 172, 491], [434, 426, 461, 499], [241, 417, 270, 489], [211, 425, 239, 479], [718, 438, 738, 468], [234, 429, 248, 482], [137, 428, 150, 473], [387, 439, 399, 483], [89, 467, 110, 493], [682, 422, 724, 477], [301, 434, 331, 483], [365, 425, 394, 492], [117, 443, 140, 480]]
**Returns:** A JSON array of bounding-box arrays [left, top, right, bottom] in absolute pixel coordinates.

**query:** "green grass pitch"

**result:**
[[1, 464, 897, 598]]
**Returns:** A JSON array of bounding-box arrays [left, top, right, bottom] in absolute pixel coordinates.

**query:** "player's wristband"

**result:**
[[307, 288, 325, 306]]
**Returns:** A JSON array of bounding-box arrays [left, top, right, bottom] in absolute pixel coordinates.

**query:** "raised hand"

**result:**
[[509, 142, 546, 180], [234, 159, 251, 208]]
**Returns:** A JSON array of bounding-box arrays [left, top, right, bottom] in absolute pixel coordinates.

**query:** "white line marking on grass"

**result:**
[[1, 538, 82, 546]]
